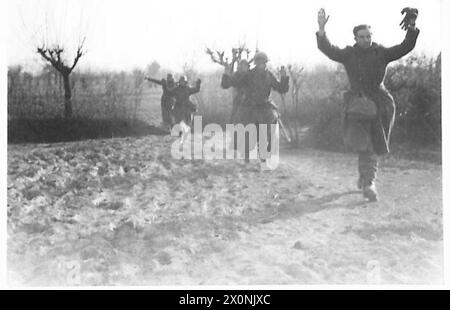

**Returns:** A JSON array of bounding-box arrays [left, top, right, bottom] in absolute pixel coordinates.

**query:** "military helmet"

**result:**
[[254, 52, 269, 64], [237, 59, 250, 71], [239, 59, 249, 65]]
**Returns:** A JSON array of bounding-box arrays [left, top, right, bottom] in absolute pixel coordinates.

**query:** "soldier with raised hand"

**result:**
[[169, 76, 201, 126], [145, 73, 176, 129], [316, 7, 419, 201], [222, 51, 289, 166], [221, 59, 250, 124], [221, 59, 251, 154]]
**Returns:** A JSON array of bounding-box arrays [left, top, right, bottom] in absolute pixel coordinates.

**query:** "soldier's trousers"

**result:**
[[358, 151, 378, 186], [161, 96, 174, 125], [172, 101, 196, 125], [233, 104, 278, 160], [344, 119, 378, 186], [230, 102, 239, 124]]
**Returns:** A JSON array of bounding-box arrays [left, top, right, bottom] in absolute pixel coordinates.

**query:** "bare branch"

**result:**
[[54, 46, 63, 64], [37, 46, 58, 68], [206, 43, 260, 71], [217, 51, 226, 64], [230, 48, 239, 72], [205, 47, 229, 67], [287, 65, 304, 92], [36, 46, 51, 62], [70, 37, 85, 72]]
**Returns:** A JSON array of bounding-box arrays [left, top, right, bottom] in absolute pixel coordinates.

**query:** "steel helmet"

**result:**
[[254, 52, 269, 64]]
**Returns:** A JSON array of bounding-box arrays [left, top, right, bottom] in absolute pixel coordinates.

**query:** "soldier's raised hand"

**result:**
[[318, 8, 330, 32], [400, 7, 418, 30]]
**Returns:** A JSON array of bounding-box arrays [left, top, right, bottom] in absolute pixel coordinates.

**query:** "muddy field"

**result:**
[[7, 132, 443, 285]]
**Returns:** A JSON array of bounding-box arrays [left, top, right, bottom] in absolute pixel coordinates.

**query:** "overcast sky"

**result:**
[[6, 0, 442, 73]]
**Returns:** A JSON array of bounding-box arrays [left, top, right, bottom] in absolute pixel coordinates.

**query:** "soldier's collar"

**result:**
[[353, 42, 379, 51]]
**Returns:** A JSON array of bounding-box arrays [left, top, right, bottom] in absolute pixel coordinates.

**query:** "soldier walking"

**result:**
[[222, 52, 289, 166], [222, 59, 251, 124], [168, 76, 201, 126], [221, 59, 250, 152], [145, 74, 176, 129], [316, 8, 419, 201]]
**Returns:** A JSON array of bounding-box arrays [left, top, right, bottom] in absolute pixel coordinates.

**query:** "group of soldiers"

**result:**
[[145, 74, 201, 130], [220, 52, 289, 165], [147, 7, 420, 202]]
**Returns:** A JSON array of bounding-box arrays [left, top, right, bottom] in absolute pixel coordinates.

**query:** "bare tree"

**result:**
[[205, 43, 256, 73], [205, 44, 257, 123], [36, 37, 85, 118]]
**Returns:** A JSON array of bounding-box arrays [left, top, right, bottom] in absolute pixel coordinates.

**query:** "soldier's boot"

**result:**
[[357, 176, 364, 190], [363, 180, 378, 202], [358, 151, 378, 201]]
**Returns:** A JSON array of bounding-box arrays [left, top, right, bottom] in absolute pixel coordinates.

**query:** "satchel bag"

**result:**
[[345, 94, 377, 121]]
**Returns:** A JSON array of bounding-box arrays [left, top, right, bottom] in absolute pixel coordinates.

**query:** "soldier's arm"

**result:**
[[270, 72, 289, 94], [316, 32, 350, 63], [145, 77, 163, 86], [221, 74, 233, 89], [188, 79, 201, 95], [383, 27, 420, 63], [159, 79, 170, 92]]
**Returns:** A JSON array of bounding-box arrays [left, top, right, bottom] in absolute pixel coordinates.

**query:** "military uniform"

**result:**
[[168, 80, 201, 124], [222, 67, 289, 159], [316, 27, 419, 188], [146, 77, 176, 126], [221, 75, 246, 124], [221, 72, 249, 152]]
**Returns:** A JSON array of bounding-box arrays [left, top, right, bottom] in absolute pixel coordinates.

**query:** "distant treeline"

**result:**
[[7, 65, 148, 120]]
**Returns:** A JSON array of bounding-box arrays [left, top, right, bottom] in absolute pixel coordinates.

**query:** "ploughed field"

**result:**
[[7, 90, 443, 285]]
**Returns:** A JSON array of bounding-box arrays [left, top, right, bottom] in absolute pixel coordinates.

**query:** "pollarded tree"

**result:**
[[205, 44, 256, 73], [36, 38, 85, 119]]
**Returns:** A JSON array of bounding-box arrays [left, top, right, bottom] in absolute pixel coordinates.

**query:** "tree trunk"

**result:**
[[62, 73, 72, 119]]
